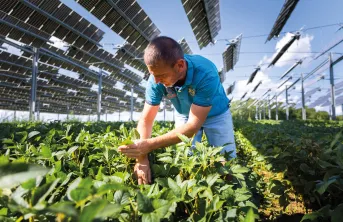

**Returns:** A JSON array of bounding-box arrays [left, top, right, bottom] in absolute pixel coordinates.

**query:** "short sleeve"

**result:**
[[192, 73, 219, 107], [145, 75, 164, 106]]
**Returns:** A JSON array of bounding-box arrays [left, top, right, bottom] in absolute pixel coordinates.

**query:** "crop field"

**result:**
[[0, 120, 342, 222]]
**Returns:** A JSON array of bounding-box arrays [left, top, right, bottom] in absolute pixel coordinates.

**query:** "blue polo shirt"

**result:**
[[145, 54, 229, 118]]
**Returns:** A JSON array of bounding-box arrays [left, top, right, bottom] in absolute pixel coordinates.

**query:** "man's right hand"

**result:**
[[134, 156, 151, 185]]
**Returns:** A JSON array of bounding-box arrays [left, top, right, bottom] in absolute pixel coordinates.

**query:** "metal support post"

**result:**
[[286, 86, 289, 120], [97, 70, 103, 122], [29, 47, 38, 121], [275, 95, 279, 121], [67, 105, 70, 120], [301, 73, 306, 120], [255, 105, 258, 120], [57, 113, 59, 120], [173, 108, 175, 122], [329, 53, 336, 120], [105, 109, 108, 122], [118, 110, 121, 121], [130, 87, 134, 121], [14, 109, 16, 121], [36, 100, 40, 121], [341, 104, 343, 119], [262, 103, 266, 119], [163, 98, 166, 121], [268, 95, 271, 119]]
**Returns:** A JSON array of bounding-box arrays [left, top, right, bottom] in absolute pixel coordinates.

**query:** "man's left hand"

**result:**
[[118, 139, 152, 158]]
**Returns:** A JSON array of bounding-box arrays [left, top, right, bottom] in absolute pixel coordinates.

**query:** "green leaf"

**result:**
[[120, 137, 134, 145], [33, 179, 60, 207], [0, 155, 9, 166], [300, 163, 315, 175], [47, 201, 78, 217], [80, 199, 122, 222], [159, 156, 173, 163], [0, 163, 49, 189], [168, 178, 182, 198], [206, 174, 220, 187], [137, 191, 154, 213], [176, 133, 190, 144], [28, 131, 40, 139], [114, 190, 130, 206], [244, 207, 255, 222], [231, 165, 249, 174], [68, 146, 79, 154], [301, 205, 331, 221], [331, 203, 343, 222], [330, 131, 342, 148], [40, 145, 52, 158], [0, 208, 8, 216], [22, 178, 36, 190], [142, 199, 172, 222], [315, 176, 339, 195]]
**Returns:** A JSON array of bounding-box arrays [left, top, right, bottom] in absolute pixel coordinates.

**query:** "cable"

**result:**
[[215, 22, 343, 41]]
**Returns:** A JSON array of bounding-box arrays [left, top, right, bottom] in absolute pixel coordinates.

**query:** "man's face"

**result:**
[[147, 60, 186, 87]]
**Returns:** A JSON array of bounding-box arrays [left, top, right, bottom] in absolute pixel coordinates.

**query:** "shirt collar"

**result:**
[[184, 55, 193, 87]]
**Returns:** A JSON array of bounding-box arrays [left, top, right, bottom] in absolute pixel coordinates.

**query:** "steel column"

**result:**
[[329, 53, 336, 120], [286, 86, 289, 120], [130, 87, 134, 121], [255, 105, 258, 120], [118, 110, 121, 121], [163, 98, 166, 121], [275, 95, 279, 120], [97, 70, 103, 121], [29, 47, 38, 121], [67, 105, 69, 120], [36, 101, 40, 121], [268, 95, 271, 119], [301, 73, 306, 120]]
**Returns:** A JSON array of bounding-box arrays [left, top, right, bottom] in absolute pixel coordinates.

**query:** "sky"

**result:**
[[2, 0, 343, 122]]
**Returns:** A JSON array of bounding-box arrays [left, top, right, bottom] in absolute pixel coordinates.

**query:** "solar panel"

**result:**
[[277, 76, 292, 89], [222, 34, 242, 73], [182, 0, 220, 49], [280, 60, 302, 79], [179, 38, 193, 54], [266, 0, 300, 42], [247, 67, 260, 85], [226, 81, 236, 95], [268, 33, 300, 67], [76, 0, 161, 51], [252, 81, 262, 93]]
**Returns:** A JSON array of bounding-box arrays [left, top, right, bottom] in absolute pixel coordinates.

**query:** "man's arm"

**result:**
[[136, 102, 159, 160], [118, 104, 211, 158], [147, 104, 211, 150]]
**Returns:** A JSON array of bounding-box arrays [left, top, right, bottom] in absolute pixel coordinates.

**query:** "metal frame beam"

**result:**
[[20, 0, 102, 47]]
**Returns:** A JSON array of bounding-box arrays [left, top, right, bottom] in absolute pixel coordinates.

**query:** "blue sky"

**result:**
[[3, 0, 342, 121], [63, 0, 343, 116]]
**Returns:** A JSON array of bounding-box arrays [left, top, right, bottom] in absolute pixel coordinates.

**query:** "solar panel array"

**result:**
[[75, 0, 160, 52], [0, 0, 159, 116], [222, 34, 242, 73], [181, 0, 221, 49], [266, 0, 300, 42], [179, 38, 193, 55]]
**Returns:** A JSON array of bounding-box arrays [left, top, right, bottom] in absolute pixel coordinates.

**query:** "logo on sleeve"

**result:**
[[188, 87, 195, 96]]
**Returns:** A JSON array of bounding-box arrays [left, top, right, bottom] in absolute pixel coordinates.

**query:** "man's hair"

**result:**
[[144, 36, 184, 67]]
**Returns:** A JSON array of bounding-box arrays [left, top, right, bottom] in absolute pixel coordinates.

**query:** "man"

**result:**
[[118, 36, 236, 184]]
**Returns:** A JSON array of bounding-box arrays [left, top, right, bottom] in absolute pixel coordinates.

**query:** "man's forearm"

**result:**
[[146, 122, 200, 151], [136, 118, 153, 161]]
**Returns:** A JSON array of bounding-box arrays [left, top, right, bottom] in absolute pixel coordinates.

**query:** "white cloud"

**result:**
[[232, 33, 315, 106]]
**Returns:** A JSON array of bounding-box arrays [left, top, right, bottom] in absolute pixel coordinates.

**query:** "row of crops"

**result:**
[[0, 120, 342, 221]]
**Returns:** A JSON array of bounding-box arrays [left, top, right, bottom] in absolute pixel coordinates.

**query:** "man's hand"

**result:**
[[134, 156, 151, 185], [118, 139, 152, 158]]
